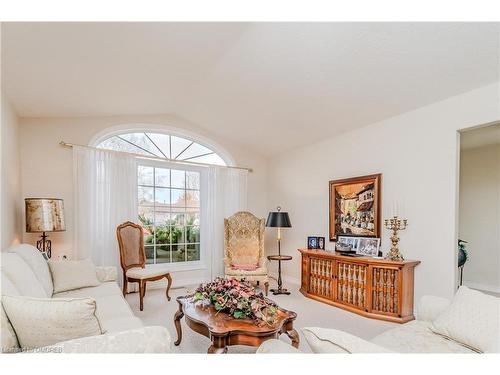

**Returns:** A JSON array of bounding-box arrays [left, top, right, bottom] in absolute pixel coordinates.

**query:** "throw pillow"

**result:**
[[430, 286, 500, 353], [2, 295, 104, 349], [49, 259, 100, 293]]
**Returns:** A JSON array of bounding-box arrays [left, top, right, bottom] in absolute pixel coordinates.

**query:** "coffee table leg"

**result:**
[[208, 336, 228, 354], [286, 329, 300, 348], [174, 303, 184, 346], [207, 345, 228, 354]]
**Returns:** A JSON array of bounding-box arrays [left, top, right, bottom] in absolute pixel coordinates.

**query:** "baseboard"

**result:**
[[463, 281, 500, 294]]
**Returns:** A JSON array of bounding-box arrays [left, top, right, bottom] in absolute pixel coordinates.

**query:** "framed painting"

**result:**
[[329, 173, 381, 241]]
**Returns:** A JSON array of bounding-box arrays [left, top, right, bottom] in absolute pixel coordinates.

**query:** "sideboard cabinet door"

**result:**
[[369, 265, 401, 318], [334, 260, 368, 311], [307, 257, 334, 299]]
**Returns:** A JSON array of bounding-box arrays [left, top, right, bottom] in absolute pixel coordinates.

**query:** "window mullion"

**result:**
[[153, 167, 157, 265], [170, 168, 173, 263]]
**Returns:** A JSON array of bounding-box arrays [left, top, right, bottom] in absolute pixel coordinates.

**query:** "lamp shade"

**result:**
[[266, 207, 292, 228], [25, 198, 66, 233]]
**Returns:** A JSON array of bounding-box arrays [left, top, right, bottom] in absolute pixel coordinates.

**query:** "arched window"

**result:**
[[97, 131, 228, 266], [97, 132, 227, 166]]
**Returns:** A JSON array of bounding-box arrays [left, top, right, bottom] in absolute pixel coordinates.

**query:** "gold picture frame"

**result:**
[[329, 174, 381, 241]]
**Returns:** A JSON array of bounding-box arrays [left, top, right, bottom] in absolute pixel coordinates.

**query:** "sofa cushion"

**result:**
[[93, 294, 136, 321], [53, 282, 122, 299], [416, 295, 451, 322], [372, 320, 476, 353], [1, 273, 20, 297], [99, 317, 144, 333], [430, 286, 500, 353], [2, 295, 104, 349], [53, 282, 136, 333], [9, 244, 53, 297], [1, 253, 48, 298], [49, 259, 100, 293], [302, 327, 392, 353], [56, 287, 134, 320], [47, 326, 172, 353]]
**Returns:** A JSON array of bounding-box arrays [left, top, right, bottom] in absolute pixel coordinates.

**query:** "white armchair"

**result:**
[[258, 290, 497, 354]]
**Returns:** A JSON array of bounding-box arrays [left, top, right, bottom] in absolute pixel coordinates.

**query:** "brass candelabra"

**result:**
[[384, 216, 407, 261]]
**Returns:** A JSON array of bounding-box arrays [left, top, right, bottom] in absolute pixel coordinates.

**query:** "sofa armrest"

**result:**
[[302, 327, 392, 353], [46, 326, 171, 353], [95, 266, 118, 282], [416, 295, 451, 322], [257, 339, 302, 353]]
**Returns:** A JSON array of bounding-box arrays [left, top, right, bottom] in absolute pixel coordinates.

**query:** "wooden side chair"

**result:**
[[116, 221, 172, 311]]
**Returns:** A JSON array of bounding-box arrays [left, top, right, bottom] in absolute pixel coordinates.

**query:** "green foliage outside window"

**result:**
[[138, 214, 200, 263]]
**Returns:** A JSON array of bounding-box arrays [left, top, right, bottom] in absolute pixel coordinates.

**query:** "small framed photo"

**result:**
[[317, 237, 325, 250], [337, 236, 360, 252], [307, 236, 318, 249], [356, 237, 381, 257]]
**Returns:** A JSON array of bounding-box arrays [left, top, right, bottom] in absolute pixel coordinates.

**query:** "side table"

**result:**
[[267, 255, 293, 295]]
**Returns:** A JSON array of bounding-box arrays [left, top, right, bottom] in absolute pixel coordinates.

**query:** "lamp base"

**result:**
[[36, 232, 52, 259], [270, 288, 291, 295]]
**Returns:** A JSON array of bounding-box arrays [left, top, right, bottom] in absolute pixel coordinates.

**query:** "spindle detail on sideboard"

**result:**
[[299, 249, 420, 323]]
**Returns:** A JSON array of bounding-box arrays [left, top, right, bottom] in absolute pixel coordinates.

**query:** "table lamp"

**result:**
[[25, 198, 66, 259], [266, 206, 292, 256]]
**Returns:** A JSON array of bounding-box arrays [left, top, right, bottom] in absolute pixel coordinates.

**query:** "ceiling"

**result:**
[[2, 22, 499, 156]]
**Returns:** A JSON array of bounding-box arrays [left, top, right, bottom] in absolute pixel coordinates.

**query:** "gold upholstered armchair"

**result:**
[[224, 211, 269, 295]]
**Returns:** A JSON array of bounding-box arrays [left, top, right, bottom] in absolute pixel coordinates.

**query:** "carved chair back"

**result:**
[[224, 211, 265, 267], [116, 221, 146, 272]]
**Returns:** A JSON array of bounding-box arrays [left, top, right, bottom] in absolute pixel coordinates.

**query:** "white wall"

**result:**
[[267, 83, 500, 301], [18, 114, 268, 286], [459, 143, 500, 293], [1, 93, 22, 250]]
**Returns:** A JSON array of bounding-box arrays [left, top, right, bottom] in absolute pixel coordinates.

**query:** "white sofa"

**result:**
[[258, 290, 499, 354], [1, 244, 172, 353]]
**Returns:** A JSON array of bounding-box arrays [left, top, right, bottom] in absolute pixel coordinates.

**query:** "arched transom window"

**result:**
[[97, 132, 227, 166]]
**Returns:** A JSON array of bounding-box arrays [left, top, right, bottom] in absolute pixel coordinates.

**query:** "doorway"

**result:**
[[458, 123, 500, 295]]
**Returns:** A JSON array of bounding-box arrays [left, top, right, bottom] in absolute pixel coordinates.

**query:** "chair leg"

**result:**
[[166, 273, 172, 301], [143, 282, 147, 297], [122, 278, 128, 297], [264, 281, 269, 296], [139, 281, 144, 311]]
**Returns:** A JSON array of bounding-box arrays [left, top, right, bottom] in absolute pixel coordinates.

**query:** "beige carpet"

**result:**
[[126, 282, 397, 353]]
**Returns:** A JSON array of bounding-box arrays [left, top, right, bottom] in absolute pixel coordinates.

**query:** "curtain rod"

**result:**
[[59, 141, 253, 173]]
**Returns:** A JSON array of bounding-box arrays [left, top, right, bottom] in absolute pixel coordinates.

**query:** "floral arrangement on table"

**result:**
[[194, 277, 278, 325]]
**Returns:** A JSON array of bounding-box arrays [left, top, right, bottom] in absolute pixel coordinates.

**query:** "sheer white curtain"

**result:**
[[202, 166, 248, 279], [72, 146, 137, 276]]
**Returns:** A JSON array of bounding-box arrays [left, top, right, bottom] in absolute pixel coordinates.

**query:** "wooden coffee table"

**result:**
[[174, 295, 299, 353]]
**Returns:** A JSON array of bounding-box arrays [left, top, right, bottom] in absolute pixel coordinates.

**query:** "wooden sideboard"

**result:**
[[299, 249, 420, 323]]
